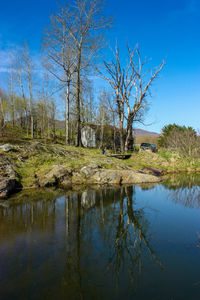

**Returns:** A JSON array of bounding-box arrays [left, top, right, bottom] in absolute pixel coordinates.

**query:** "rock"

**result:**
[[0, 144, 17, 152], [30, 163, 162, 189], [80, 164, 101, 177], [71, 172, 86, 184], [0, 158, 21, 199], [39, 165, 71, 187], [79, 166, 161, 185], [140, 167, 165, 176]]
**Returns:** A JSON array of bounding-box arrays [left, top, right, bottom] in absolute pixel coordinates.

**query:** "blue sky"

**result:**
[[0, 0, 200, 133]]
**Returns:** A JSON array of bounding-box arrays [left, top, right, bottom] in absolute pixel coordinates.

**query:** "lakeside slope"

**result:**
[[0, 140, 200, 199]]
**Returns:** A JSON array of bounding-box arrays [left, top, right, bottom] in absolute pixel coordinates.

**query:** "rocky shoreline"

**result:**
[[0, 159, 162, 199], [0, 142, 199, 200], [0, 157, 22, 199]]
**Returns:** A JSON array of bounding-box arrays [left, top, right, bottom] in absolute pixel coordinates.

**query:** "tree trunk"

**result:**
[[47, 118, 50, 139], [0, 97, 5, 134], [66, 80, 70, 145], [100, 124, 104, 148], [20, 113, 23, 128], [24, 109, 29, 137], [52, 113, 56, 142], [11, 95, 15, 127], [119, 115, 124, 153], [28, 69, 34, 138], [116, 92, 124, 153], [76, 53, 82, 147], [113, 127, 116, 153], [34, 116, 37, 139], [100, 110, 105, 148], [30, 115, 34, 138], [125, 118, 134, 152]]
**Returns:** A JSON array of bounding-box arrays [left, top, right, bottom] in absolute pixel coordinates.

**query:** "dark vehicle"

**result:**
[[140, 143, 158, 152]]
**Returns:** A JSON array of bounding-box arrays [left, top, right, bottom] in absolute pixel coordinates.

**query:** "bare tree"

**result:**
[[80, 79, 95, 124], [43, 0, 112, 146], [97, 89, 112, 148], [69, 0, 112, 146], [22, 42, 34, 138], [43, 8, 77, 144], [36, 72, 57, 140], [49, 99, 56, 141], [101, 45, 164, 152], [105, 93, 118, 152], [16, 53, 29, 135], [124, 47, 165, 151], [0, 89, 6, 134], [100, 45, 136, 152], [7, 56, 16, 127]]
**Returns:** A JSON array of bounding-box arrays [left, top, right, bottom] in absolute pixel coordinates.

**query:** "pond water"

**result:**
[[0, 174, 200, 299]]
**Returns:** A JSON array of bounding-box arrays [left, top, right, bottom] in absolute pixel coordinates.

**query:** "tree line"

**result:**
[[0, 0, 164, 151]]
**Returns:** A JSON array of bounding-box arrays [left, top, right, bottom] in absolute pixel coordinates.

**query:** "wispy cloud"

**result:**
[[0, 49, 15, 73], [0, 46, 44, 75], [0, 67, 11, 73]]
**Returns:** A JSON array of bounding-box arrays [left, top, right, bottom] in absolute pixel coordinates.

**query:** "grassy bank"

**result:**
[[0, 138, 200, 188]]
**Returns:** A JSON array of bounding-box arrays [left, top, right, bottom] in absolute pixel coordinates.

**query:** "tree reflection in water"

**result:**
[[104, 186, 163, 289], [63, 186, 163, 297], [64, 194, 83, 299], [0, 186, 163, 299], [163, 174, 200, 208]]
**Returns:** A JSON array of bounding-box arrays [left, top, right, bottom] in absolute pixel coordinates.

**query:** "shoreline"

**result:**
[[1, 165, 200, 201], [0, 141, 200, 200]]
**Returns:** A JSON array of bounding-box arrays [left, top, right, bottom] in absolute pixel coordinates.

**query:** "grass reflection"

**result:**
[[163, 174, 200, 208]]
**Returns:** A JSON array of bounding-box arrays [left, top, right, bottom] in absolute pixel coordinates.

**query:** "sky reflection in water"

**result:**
[[0, 174, 200, 300]]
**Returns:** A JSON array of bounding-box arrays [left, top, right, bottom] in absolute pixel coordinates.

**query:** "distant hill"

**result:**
[[55, 120, 160, 137], [55, 120, 65, 130], [133, 129, 160, 137]]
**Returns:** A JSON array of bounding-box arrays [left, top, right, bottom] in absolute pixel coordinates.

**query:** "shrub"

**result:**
[[158, 124, 200, 158]]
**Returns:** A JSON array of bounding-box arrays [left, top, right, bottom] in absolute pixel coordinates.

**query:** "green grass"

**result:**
[[1, 135, 200, 188], [158, 149, 173, 160]]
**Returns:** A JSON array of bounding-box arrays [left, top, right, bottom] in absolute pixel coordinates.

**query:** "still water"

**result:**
[[0, 175, 200, 300]]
